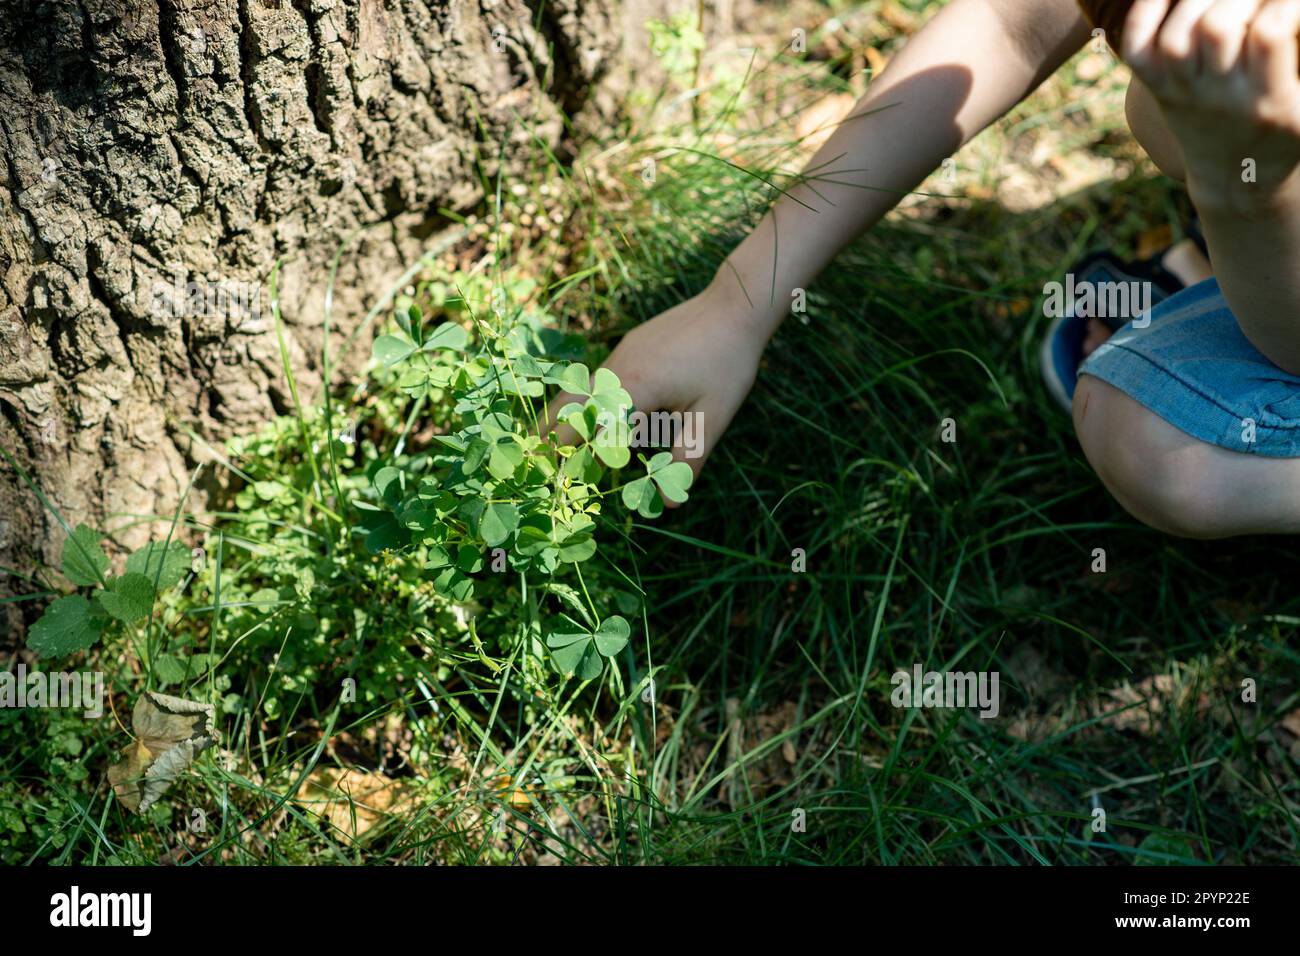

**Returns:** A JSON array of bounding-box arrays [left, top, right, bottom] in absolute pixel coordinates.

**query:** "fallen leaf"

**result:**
[[1095, 674, 1207, 735], [296, 768, 412, 842], [108, 692, 219, 814]]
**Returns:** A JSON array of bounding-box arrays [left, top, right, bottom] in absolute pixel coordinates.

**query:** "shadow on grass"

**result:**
[[595, 166, 1300, 864]]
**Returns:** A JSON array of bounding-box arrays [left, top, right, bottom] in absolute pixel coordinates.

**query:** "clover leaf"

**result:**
[[621, 452, 694, 516], [546, 615, 631, 679], [426, 544, 479, 601], [547, 362, 592, 396], [593, 414, 631, 469], [486, 438, 525, 481], [592, 615, 630, 656], [373, 333, 418, 367], [476, 501, 520, 547], [421, 322, 469, 352], [355, 501, 409, 553], [646, 451, 693, 504], [589, 368, 633, 418], [373, 466, 404, 506], [621, 475, 664, 518], [555, 402, 596, 441]]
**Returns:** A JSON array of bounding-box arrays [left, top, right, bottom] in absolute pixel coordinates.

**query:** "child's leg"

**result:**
[[1073, 375, 1300, 538], [1073, 277, 1300, 539]]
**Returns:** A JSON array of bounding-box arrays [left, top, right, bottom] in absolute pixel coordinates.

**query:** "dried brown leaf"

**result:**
[[108, 692, 219, 814]]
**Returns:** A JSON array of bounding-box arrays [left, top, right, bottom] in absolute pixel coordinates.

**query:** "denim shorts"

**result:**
[[1079, 277, 1300, 457]]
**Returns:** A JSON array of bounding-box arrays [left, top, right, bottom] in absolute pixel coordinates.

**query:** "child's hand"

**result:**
[[1121, 0, 1300, 208], [544, 283, 765, 487]]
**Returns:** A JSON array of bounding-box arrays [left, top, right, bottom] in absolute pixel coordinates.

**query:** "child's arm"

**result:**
[[554, 0, 1091, 474], [1120, 0, 1300, 376], [716, 0, 1090, 337]]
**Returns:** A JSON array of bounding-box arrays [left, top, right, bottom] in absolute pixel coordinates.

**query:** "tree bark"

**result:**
[[0, 0, 695, 622]]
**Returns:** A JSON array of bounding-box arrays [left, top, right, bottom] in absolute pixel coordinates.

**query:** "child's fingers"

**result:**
[[635, 397, 724, 510], [1197, 0, 1264, 74], [1246, 0, 1300, 94], [655, 407, 709, 510], [671, 409, 711, 483], [1158, 0, 1222, 80], [1123, 0, 1175, 76], [674, 390, 743, 479]]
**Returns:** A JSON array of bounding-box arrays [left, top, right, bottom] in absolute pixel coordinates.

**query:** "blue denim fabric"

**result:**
[[1079, 277, 1300, 457]]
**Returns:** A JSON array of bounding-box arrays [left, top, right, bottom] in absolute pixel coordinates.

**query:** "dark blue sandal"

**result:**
[[1039, 244, 1199, 412]]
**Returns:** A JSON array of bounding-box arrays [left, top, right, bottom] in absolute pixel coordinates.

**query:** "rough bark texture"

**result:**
[[0, 0, 702, 626]]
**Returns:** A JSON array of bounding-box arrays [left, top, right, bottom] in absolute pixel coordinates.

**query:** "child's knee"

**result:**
[[1072, 376, 1228, 538]]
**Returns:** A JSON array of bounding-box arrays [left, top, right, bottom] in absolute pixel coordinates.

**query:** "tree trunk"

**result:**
[[0, 0, 695, 622]]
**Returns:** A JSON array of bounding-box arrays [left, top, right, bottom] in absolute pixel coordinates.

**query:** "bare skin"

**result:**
[[548, 0, 1300, 537], [1075, 0, 1300, 537]]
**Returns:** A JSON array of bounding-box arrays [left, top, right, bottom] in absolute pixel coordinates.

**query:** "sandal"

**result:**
[[1039, 224, 1209, 412]]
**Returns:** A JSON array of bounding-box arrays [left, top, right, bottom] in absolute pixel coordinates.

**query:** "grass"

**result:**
[[2, 0, 1298, 865]]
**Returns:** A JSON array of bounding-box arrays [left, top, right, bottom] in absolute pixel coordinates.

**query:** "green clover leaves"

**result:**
[[363, 299, 690, 682], [622, 452, 694, 517], [547, 362, 637, 469], [373, 314, 471, 399], [546, 615, 631, 679]]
